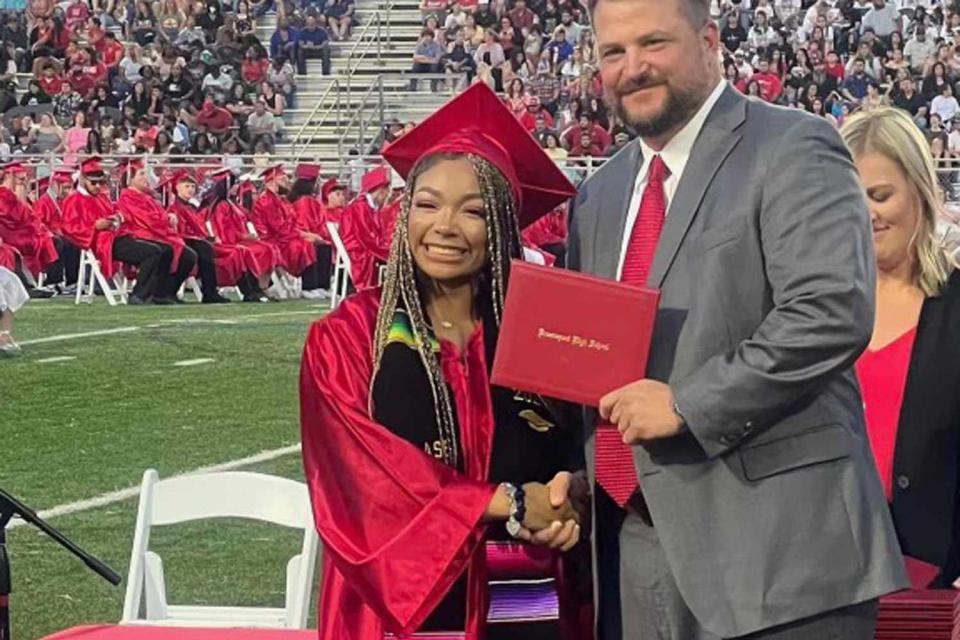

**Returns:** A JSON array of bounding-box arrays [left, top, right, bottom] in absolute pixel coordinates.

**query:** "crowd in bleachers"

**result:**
[[394, 0, 960, 186], [0, 0, 358, 159]]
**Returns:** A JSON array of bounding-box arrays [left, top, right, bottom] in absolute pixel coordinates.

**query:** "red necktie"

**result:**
[[596, 154, 669, 508]]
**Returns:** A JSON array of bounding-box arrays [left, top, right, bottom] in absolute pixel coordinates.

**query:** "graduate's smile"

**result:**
[[423, 243, 469, 261]]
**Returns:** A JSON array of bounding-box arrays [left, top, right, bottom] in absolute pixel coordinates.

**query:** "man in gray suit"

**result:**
[[559, 0, 909, 638]]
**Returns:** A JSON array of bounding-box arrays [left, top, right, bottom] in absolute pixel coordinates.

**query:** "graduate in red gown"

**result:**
[[339, 166, 394, 290], [252, 164, 327, 299], [207, 173, 280, 296], [35, 169, 80, 288], [521, 204, 568, 267], [290, 163, 333, 294], [300, 83, 590, 640], [115, 160, 198, 304], [318, 178, 347, 243], [0, 162, 59, 278], [162, 170, 233, 304]]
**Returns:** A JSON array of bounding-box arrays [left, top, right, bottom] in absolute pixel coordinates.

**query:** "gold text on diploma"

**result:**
[[536, 328, 611, 352]]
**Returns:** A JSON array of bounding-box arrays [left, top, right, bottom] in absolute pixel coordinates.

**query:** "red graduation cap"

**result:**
[[382, 83, 576, 227], [1, 162, 29, 177], [360, 166, 390, 194], [52, 168, 75, 185], [207, 167, 234, 183], [80, 156, 106, 178], [296, 163, 322, 181], [260, 164, 286, 183], [35, 175, 51, 191], [321, 178, 344, 203], [234, 180, 256, 197]]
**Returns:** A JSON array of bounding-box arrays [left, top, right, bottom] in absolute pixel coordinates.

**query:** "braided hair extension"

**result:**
[[370, 153, 524, 468]]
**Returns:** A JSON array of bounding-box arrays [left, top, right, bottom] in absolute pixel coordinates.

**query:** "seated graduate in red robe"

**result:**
[[61, 157, 171, 304], [159, 169, 234, 304], [251, 164, 328, 299], [205, 170, 280, 298], [290, 163, 334, 294], [33, 168, 79, 290], [317, 178, 347, 243], [521, 204, 568, 267], [0, 162, 59, 280], [339, 166, 394, 290], [115, 159, 199, 305], [300, 83, 591, 640]]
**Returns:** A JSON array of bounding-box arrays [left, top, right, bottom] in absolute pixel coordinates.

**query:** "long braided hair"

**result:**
[[371, 152, 524, 469]]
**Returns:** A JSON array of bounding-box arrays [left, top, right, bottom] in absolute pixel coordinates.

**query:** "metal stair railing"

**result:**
[[290, 78, 344, 161]]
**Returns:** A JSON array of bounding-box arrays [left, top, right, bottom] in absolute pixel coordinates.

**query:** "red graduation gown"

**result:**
[[170, 198, 246, 287], [340, 197, 391, 290], [0, 187, 59, 275], [252, 190, 317, 276], [34, 193, 63, 237], [521, 207, 567, 249], [320, 204, 344, 243], [0, 241, 20, 271], [209, 201, 279, 278], [61, 190, 120, 278], [116, 188, 186, 274], [300, 290, 498, 640]]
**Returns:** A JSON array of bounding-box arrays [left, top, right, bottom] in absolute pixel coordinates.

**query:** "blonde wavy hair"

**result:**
[[840, 107, 953, 297]]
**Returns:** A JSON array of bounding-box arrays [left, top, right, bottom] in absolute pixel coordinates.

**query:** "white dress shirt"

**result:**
[[616, 79, 727, 280]]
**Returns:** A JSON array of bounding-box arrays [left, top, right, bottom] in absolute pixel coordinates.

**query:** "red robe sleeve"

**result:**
[[299, 292, 496, 634], [117, 189, 186, 273]]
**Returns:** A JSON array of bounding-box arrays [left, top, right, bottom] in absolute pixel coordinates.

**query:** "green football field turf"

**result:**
[[1, 297, 329, 639]]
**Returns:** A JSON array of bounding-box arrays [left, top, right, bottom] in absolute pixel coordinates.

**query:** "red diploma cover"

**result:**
[[492, 260, 660, 406]]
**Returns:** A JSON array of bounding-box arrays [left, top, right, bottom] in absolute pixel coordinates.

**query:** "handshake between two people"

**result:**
[[487, 471, 590, 553]]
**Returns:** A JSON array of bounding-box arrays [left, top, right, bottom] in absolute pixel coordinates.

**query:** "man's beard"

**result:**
[[613, 80, 706, 140]]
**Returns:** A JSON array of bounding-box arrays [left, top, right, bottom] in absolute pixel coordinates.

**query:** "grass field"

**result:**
[[1, 297, 329, 639]]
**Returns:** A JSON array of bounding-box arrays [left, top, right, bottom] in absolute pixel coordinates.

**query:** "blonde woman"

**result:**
[[841, 107, 960, 589]]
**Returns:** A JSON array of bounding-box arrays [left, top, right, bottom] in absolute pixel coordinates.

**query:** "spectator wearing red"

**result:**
[[241, 47, 270, 85], [196, 98, 234, 135], [562, 115, 611, 152], [65, 0, 90, 31], [748, 58, 783, 103], [38, 64, 63, 96], [100, 32, 125, 68], [132, 117, 159, 151], [519, 95, 555, 132], [825, 50, 845, 82], [507, 0, 537, 33], [569, 131, 604, 158]]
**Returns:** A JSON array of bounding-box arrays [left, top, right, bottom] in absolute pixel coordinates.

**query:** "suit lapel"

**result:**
[[648, 88, 747, 289], [593, 140, 643, 280]]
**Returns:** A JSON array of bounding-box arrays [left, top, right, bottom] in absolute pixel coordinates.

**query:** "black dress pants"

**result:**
[[301, 243, 332, 291], [157, 244, 198, 299], [112, 236, 167, 300], [46, 237, 81, 286], [184, 238, 219, 297]]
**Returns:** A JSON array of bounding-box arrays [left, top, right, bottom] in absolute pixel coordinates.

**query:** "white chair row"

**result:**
[[121, 469, 319, 628]]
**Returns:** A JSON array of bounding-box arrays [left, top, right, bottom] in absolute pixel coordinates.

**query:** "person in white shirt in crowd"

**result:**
[[932, 84, 960, 125], [803, 0, 836, 35], [948, 116, 960, 154], [747, 11, 780, 51], [201, 64, 234, 96], [904, 25, 937, 73], [861, 0, 902, 38], [733, 49, 754, 82], [846, 39, 885, 80]]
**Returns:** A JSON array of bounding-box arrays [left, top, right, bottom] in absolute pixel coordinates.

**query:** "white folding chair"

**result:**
[[75, 250, 126, 306], [121, 469, 319, 629], [179, 277, 203, 302], [326, 222, 352, 309]]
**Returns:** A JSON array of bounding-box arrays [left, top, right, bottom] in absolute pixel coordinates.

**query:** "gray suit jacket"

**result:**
[[568, 86, 908, 637]]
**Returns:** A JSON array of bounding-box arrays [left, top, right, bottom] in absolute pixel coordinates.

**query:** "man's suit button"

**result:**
[[719, 435, 732, 445], [744, 421, 754, 432], [897, 475, 910, 490]]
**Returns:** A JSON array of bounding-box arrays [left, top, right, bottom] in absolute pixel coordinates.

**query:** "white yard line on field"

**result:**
[[19, 308, 324, 346], [35, 356, 78, 364], [173, 358, 215, 366], [19, 326, 141, 346], [8, 444, 302, 529]]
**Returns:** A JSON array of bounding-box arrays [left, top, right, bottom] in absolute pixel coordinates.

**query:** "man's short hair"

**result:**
[[587, 0, 710, 28]]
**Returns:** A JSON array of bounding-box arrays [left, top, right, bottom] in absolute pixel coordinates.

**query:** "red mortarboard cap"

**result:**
[[52, 168, 75, 184], [360, 166, 390, 194], [80, 156, 106, 178], [320, 178, 344, 203], [1, 162, 29, 177], [260, 164, 286, 183], [235, 180, 256, 196], [116, 157, 145, 172], [159, 169, 196, 190], [208, 167, 234, 183], [382, 83, 576, 227], [35, 176, 51, 191], [295, 163, 321, 181]]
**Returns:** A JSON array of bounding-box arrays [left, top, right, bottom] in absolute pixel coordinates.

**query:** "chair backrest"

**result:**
[[326, 222, 351, 274], [122, 469, 318, 628]]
